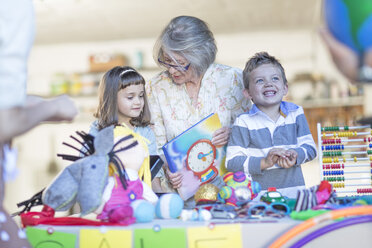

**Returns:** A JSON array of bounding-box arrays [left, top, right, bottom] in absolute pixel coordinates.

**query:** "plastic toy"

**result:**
[[180, 208, 212, 221], [290, 209, 330, 221], [210, 204, 237, 219], [180, 209, 199, 221], [290, 215, 372, 247], [260, 187, 286, 204], [247, 202, 290, 218], [293, 180, 336, 212], [218, 172, 261, 206], [315, 180, 333, 204], [269, 205, 372, 248], [317, 123, 372, 196]]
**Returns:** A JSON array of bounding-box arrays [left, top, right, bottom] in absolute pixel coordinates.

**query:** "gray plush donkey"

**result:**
[[41, 125, 136, 216]]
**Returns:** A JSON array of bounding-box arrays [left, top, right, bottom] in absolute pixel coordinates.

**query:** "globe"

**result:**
[[324, 0, 372, 54]]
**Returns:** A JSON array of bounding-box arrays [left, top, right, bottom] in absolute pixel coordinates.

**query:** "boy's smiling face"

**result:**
[[245, 63, 288, 111]]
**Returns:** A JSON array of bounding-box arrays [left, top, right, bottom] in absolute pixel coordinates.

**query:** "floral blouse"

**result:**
[[146, 63, 251, 154]]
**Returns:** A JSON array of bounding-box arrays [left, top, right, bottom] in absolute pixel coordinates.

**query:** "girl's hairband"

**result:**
[[119, 69, 136, 77]]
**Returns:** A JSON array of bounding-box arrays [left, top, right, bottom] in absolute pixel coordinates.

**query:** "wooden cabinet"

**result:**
[[298, 97, 364, 143]]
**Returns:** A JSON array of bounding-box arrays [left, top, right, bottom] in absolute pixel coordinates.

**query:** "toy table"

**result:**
[[24, 217, 372, 248]]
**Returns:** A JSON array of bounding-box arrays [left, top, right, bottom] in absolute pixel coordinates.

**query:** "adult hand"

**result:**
[[26, 95, 78, 122], [211, 126, 230, 147], [0, 95, 78, 143], [48, 95, 78, 122], [165, 168, 183, 189], [319, 28, 359, 82]]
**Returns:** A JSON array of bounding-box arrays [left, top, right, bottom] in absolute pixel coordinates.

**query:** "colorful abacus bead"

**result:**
[[357, 188, 372, 194]]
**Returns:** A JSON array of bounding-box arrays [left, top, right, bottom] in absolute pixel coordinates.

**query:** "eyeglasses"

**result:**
[[247, 202, 290, 218], [158, 58, 191, 72]]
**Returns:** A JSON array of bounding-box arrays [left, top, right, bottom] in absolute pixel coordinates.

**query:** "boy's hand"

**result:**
[[277, 150, 298, 168], [261, 148, 287, 170]]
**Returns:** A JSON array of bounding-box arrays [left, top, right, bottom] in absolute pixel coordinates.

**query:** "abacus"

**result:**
[[317, 123, 372, 196]]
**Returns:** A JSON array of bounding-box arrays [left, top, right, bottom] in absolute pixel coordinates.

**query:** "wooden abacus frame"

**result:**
[[317, 123, 372, 196]]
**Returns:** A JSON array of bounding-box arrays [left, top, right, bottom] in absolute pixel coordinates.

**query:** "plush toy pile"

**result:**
[[17, 125, 184, 226]]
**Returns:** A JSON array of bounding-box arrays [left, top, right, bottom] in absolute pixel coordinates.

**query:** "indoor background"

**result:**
[[5, 0, 372, 215]]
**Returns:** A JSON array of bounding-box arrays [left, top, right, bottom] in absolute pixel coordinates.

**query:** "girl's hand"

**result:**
[[165, 168, 183, 189], [211, 126, 231, 147]]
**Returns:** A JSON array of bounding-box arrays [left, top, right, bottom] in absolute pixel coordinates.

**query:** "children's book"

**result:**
[[162, 113, 226, 200]]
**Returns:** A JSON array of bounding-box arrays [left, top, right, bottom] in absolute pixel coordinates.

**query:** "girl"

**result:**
[[90, 66, 161, 191]]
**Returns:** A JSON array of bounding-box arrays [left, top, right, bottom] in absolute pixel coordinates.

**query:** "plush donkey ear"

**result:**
[[94, 125, 115, 155]]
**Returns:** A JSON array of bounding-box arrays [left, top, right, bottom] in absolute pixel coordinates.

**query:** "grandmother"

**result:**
[[146, 16, 251, 197]]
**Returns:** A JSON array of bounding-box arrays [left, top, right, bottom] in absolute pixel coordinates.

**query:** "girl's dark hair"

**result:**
[[94, 66, 151, 129]]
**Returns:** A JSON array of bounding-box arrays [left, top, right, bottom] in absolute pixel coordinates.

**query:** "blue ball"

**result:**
[[131, 200, 155, 223], [251, 181, 261, 195], [324, 0, 372, 54], [155, 193, 184, 219]]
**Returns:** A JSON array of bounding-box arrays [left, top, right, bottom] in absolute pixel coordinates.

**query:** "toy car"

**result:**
[[260, 187, 286, 204], [210, 204, 237, 219]]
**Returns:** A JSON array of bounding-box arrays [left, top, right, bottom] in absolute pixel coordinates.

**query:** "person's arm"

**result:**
[[225, 117, 252, 174], [319, 28, 372, 82], [261, 148, 287, 170], [0, 94, 78, 142], [277, 149, 298, 169], [291, 107, 317, 166]]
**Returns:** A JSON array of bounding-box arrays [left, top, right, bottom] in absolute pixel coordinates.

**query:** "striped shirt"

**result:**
[[226, 101, 317, 197]]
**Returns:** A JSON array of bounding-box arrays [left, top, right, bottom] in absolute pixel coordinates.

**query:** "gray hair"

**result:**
[[154, 16, 217, 77]]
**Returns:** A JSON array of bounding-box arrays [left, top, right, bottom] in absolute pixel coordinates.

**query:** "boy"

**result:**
[[225, 52, 317, 198]]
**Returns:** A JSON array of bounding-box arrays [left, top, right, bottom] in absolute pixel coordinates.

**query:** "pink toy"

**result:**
[[316, 180, 333, 204]]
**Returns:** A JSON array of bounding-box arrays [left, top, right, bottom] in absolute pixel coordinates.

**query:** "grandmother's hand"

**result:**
[[211, 126, 231, 147]]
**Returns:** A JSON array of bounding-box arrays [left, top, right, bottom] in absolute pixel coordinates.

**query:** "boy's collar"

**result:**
[[248, 101, 299, 118]]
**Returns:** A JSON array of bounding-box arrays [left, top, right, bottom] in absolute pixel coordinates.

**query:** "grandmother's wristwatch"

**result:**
[[359, 65, 372, 82]]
